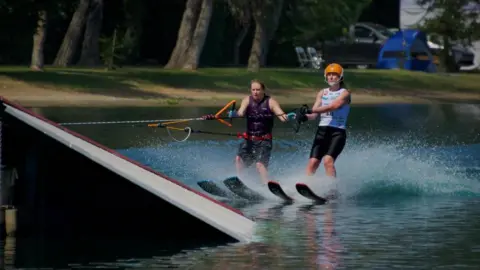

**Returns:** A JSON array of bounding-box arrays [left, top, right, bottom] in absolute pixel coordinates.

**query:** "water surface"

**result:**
[[5, 103, 480, 269]]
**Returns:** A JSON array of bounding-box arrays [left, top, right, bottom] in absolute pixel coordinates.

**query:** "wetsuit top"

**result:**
[[318, 88, 350, 129], [246, 95, 274, 136]]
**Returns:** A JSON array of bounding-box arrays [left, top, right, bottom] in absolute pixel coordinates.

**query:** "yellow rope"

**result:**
[[148, 99, 236, 142], [166, 126, 185, 131]]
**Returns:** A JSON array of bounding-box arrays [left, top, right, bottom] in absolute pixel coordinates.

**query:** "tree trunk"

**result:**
[[233, 22, 250, 66], [164, 0, 202, 69], [30, 10, 47, 71], [52, 0, 90, 66], [260, 0, 284, 66], [77, 0, 103, 66], [247, 15, 267, 72], [122, 0, 145, 64], [123, 26, 141, 64], [182, 0, 214, 70], [440, 35, 459, 72]]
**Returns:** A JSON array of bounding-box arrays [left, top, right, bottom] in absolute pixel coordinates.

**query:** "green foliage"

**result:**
[[415, 0, 480, 71], [201, 0, 231, 66], [284, 0, 372, 45], [10, 0, 477, 70], [121, 0, 146, 64], [226, 0, 251, 25], [0, 0, 79, 64], [99, 29, 127, 69], [416, 0, 480, 46]]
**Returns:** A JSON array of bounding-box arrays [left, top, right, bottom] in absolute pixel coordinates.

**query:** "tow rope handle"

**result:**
[[214, 100, 236, 127], [292, 104, 310, 133], [146, 99, 235, 142], [228, 101, 236, 125], [157, 100, 236, 127]]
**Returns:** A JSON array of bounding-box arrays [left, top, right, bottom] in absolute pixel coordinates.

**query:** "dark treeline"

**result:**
[[0, 0, 395, 69], [1, 1, 190, 66], [0, 0, 477, 72]]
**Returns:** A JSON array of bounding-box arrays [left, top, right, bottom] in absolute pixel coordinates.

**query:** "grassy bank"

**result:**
[[0, 66, 479, 107]]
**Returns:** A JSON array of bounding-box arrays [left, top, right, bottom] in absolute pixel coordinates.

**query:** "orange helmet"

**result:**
[[324, 63, 344, 86]]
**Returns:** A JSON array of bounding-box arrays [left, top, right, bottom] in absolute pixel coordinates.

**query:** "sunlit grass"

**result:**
[[0, 66, 478, 94]]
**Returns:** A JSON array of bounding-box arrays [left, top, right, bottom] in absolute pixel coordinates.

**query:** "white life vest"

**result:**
[[318, 88, 350, 129]]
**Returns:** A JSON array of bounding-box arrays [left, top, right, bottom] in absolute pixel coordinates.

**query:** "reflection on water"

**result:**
[[33, 199, 475, 269], [0, 237, 15, 269], [129, 199, 480, 270], [180, 203, 344, 270], [5, 103, 480, 269]]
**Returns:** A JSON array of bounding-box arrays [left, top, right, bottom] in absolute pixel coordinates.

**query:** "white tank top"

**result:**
[[318, 88, 350, 129]]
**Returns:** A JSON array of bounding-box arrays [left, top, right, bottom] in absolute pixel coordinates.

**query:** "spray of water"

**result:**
[[452, 104, 480, 120], [119, 133, 480, 203]]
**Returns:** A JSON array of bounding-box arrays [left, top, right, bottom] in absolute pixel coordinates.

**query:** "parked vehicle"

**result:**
[[390, 28, 477, 71], [320, 22, 475, 70], [320, 22, 392, 68], [424, 34, 477, 71]]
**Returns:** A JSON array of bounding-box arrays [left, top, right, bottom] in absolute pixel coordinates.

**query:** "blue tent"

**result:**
[[376, 29, 437, 72]]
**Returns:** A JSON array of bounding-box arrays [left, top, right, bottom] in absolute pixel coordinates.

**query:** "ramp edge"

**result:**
[[0, 98, 254, 243]]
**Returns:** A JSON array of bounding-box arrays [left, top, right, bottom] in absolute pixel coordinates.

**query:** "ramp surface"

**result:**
[[1, 98, 254, 243]]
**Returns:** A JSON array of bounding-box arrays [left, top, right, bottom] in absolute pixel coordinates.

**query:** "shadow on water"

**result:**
[[2, 235, 226, 269], [27, 199, 479, 269], [16, 103, 480, 269]]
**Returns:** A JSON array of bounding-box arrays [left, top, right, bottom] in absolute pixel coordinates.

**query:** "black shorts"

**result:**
[[237, 139, 273, 168], [309, 126, 347, 160]]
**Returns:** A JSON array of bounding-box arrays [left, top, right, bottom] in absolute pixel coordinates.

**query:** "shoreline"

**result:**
[[2, 89, 480, 108], [1, 66, 480, 108]]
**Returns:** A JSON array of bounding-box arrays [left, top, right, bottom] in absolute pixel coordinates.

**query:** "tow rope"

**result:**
[[147, 100, 237, 142], [59, 101, 311, 142]]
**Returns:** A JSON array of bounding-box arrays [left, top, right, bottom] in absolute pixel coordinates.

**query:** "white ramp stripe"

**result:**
[[4, 104, 254, 242]]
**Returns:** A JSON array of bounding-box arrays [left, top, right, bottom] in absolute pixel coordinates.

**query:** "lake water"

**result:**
[[4, 103, 480, 269]]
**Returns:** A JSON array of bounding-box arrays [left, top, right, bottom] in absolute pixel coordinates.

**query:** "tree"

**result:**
[[122, 0, 146, 64], [244, 0, 370, 71], [164, 0, 202, 69], [164, 0, 214, 70], [30, 9, 48, 71], [30, 0, 75, 70], [245, 0, 285, 72], [53, 0, 90, 66], [181, 0, 214, 70], [260, 0, 284, 66], [416, 0, 480, 72], [285, 0, 372, 46], [77, 0, 104, 66], [226, 0, 252, 66]]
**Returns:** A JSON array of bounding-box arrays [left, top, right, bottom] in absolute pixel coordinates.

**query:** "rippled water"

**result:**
[[5, 103, 480, 269], [160, 198, 480, 270]]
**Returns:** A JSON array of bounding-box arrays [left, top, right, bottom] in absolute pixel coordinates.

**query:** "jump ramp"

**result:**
[[0, 97, 254, 244]]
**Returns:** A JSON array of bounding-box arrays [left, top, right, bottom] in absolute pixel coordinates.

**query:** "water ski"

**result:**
[[223, 176, 264, 201], [197, 180, 229, 198], [295, 183, 328, 204], [267, 181, 294, 202]]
